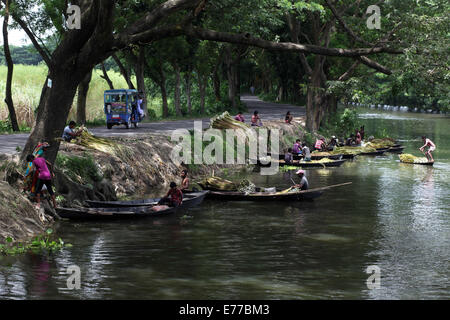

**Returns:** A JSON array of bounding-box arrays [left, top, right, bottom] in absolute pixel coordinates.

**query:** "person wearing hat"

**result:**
[[159, 182, 183, 207], [294, 170, 309, 190]]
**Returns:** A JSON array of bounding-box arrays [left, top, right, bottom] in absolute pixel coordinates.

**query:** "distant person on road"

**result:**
[[137, 93, 145, 120], [419, 136, 436, 162], [234, 112, 245, 122], [302, 143, 311, 162], [285, 111, 293, 124], [250, 86, 255, 95], [27, 154, 57, 209], [251, 111, 262, 127], [294, 170, 309, 190], [62, 121, 82, 142]]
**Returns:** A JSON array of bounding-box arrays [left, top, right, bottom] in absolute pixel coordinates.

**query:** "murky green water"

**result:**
[[1, 109, 449, 299]]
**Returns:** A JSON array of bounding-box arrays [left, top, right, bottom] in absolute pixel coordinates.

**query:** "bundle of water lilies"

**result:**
[[237, 179, 256, 194], [311, 151, 333, 157], [333, 146, 376, 155], [72, 126, 120, 154], [210, 112, 250, 130], [365, 138, 396, 149], [198, 176, 238, 191], [399, 153, 430, 164]]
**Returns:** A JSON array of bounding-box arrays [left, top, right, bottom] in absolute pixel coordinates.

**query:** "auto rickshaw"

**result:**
[[104, 89, 142, 129]]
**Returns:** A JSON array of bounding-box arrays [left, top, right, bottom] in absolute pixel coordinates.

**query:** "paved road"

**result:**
[[0, 95, 305, 155]]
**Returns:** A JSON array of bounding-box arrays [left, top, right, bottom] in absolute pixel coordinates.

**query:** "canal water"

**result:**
[[0, 109, 449, 299]]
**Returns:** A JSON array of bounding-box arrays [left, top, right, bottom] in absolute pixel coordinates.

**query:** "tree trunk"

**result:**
[[22, 72, 86, 164], [198, 73, 207, 114], [100, 62, 114, 90], [76, 70, 92, 125], [2, 1, 20, 132], [184, 72, 192, 114], [212, 60, 221, 101], [112, 53, 135, 90], [225, 49, 237, 108], [173, 63, 182, 116], [135, 46, 148, 118], [157, 63, 169, 118]]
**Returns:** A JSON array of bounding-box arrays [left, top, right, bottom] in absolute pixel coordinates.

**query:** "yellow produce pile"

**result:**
[[198, 176, 238, 191], [399, 153, 430, 164], [311, 151, 332, 157], [333, 146, 376, 155], [210, 112, 250, 130], [71, 126, 122, 155], [366, 138, 396, 149]]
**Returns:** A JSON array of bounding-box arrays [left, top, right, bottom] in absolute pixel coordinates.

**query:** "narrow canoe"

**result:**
[[272, 153, 343, 161], [388, 146, 405, 153], [400, 161, 434, 166], [359, 150, 386, 156], [204, 182, 352, 201], [85, 191, 208, 208], [57, 191, 209, 220], [277, 159, 347, 168]]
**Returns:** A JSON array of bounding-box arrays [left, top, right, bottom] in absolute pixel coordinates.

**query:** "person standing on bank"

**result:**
[[26, 154, 57, 209]]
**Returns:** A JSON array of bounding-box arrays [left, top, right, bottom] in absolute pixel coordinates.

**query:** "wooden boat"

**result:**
[[399, 160, 434, 166], [56, 205, 178, 220], [359, 150, 386, 156], [341, 154, 357, 159], [387, 146, 405, 153], [86, 191, 208, 208], [58, 191, 209, 220], [276, 159, 346, 168], [272, 153, 343, 161], [204, 182, 352, 201]]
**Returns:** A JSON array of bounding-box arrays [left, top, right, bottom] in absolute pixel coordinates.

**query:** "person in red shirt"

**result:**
[[159, 182, 183, 207]]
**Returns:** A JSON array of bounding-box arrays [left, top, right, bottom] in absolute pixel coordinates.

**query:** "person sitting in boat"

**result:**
[[251, 111, 262, 127], [419, 136, 436, 162], [360, 126, 365, 141], [346, 134, 355, 146], [292, 139, 302, 155], [284, 148, 293, 165], [285, 111, 293, 124], [327, 136, 338, 151], [234, 112, 245, 123], [294, 170, 309, 190], [159, 182, 183, 207], [314, 138, 326, 151], [62, 121, 82, 142], [302, 143, 311, 162], [355, 129, 362, 146], [180, 170, 190, 191]]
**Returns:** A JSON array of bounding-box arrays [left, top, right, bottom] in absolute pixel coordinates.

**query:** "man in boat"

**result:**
[[355, 129, 362, 146], [314, 138, 326, 151], [346, 134, 355, 146], [62, 121, 82, 142], [284, 148, 293, 165], [294, 170, 309, 190], [302, 143, 311, 162], [159, 182, 183, 207], [292, 139, 302, 155], [327, 136, 338, 151], [26, 154, 57, 209], [180, 170, 190, 191], [419, 136, 436, 162]]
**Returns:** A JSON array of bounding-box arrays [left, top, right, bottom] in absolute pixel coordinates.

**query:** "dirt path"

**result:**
[[0, 95, 304, 155]]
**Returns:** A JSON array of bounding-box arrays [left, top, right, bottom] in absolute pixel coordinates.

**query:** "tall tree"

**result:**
[[76, 69, 93, 125], [8, 0, 400, 164], [1, 0, 20, 131]]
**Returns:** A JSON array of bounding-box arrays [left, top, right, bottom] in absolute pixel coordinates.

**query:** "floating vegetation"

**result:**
[[0, 229, 72, 256], [399, 153, 430, 164], [333, 146, 376, 155], [198, 176, 238, 191]]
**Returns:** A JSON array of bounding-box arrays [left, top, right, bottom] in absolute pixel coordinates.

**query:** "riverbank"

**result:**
[[0, 110, 311, 243]]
